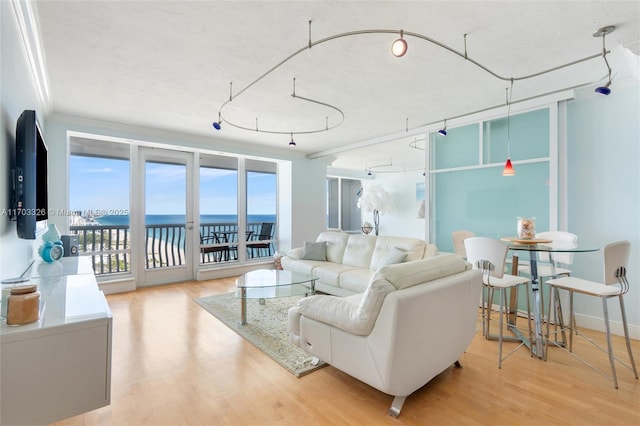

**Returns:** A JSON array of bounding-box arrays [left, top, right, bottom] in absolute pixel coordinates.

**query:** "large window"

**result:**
[[199, 155, 238, 264], [69, 138, 131, 275], [327, 177, 361, 232], [69, 136, 280, 280], [246, 159, 277, 259]]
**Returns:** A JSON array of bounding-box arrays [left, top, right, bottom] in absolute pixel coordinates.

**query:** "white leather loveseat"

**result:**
[[288, 254, 482, 417], [281, 230, 439, 296]]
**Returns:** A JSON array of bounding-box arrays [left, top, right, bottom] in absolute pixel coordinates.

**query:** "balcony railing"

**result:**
[[69, 221, 276, 276]]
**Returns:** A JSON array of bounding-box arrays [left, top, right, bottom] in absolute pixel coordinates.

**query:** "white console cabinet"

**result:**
[[1, 257, 112, 425]]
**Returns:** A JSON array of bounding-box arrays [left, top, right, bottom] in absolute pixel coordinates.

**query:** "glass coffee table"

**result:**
[[235, 269, 318, 325]]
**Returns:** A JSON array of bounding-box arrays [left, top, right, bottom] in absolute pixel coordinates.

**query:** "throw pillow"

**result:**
[[376, 247, 407, 270], [301, 241, 327, 261]]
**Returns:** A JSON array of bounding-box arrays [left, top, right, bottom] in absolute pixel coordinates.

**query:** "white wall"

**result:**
[[360, 170, 426, 239], [567, 80, 640, 331], [0, 1, 46, 280]]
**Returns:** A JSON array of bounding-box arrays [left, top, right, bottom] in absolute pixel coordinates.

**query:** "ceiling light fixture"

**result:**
[[214, 23, 613, 143], [503, 80, 515, 176], [212, 113, 222, 130], [392, 29, 408, 57], [438, 119, 448, 136], [289, 133, 296, 146], [593, 25, 615, 95]]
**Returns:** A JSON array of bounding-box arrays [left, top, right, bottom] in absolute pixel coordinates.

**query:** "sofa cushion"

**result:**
[[375, 253, 471, 291], [339, 269, 375, 293], [376, 247, 408, 270], [369, 236, 426, 270], [302, 241, 327, 261], [312, 263, 359, 287], [316, 231, 350, 264], [342, 235, 377, 268], [280, 258, 324, 275]]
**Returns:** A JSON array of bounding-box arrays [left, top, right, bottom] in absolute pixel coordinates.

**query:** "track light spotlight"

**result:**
[[595, 82, 611, 95], [367, 170, 372, 176], [392, 30, 408, 57], [593, 25, 615, 96], [289, 133, 296, 146], [438, 119, 447, 136], [212, 113, 222, 130]]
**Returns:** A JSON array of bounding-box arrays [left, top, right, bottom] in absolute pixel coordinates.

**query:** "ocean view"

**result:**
[[92, 214, 277, 226]]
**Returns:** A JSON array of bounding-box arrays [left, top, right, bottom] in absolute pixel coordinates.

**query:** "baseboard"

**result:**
[[196, 261, 274, 281], [486, 303, 640, 341], [98, 278, 136, 295], [574, 313, 640, 340]]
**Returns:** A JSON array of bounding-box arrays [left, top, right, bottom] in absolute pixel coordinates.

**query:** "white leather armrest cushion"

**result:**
[[287, 247, 304, 260], [296, 295, 365, 335], [296, 277, 395, 336]]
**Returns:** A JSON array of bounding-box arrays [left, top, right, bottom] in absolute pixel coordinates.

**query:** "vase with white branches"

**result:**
[[357, 184, 393, 236]]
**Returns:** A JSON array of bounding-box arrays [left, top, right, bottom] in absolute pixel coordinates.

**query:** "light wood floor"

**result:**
[[54, 277, 640, 426]]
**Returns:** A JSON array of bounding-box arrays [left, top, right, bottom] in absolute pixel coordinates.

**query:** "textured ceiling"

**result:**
[[35, 1, 639, 172]]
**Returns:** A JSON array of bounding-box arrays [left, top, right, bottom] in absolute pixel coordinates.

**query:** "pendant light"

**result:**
[[503, 80, 515, 176]]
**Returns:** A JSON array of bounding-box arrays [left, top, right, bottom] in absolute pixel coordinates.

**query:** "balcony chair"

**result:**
[[200, 232, 229, 263], [464, 237, 532, 368], [451, 230, 475, 259], [545, 240, 638, 388], [247, 222, 274, 258]]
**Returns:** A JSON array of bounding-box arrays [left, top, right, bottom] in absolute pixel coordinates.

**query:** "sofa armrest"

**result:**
[[296, 295, 363, 335], [288, 306, 302, 346], [286, 247, 304, 259]]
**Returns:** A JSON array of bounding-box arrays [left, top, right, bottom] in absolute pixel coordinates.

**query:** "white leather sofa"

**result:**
[[288, 254, 482, 417], [281, 230, 439, 296]]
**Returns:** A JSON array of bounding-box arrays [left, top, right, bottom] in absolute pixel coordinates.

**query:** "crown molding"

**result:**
[[10, 0, 51, 111]]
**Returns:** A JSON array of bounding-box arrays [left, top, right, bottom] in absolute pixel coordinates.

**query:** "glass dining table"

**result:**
[[501, 237, 599, 359]]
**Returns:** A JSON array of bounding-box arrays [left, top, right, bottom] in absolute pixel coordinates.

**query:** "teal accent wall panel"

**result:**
[[434, 162, 549, 254], [432, 123, 479, 169], [483, 109, 550, 163]]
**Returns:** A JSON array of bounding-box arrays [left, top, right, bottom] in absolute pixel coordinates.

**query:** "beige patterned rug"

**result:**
[[195, 292, 326, 377]]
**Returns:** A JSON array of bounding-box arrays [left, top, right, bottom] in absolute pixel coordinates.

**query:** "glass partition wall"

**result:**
[[429, 107, 553, 313], [430, 108, 551, 253]]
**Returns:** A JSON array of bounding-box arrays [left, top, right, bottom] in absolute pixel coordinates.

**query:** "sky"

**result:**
[[69, 156, 276, 216]]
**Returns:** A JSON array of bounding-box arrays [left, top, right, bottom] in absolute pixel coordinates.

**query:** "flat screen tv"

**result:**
[[13, 109, 48, 239]]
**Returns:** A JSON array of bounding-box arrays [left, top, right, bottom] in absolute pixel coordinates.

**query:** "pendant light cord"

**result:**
[[507, 78, 513, 158]]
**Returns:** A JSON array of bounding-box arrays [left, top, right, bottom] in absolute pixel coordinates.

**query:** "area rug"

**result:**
[[194, 292, 326, 377]]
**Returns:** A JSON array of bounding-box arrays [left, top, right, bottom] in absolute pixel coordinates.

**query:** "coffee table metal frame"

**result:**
[[235, 269, 317, 325]]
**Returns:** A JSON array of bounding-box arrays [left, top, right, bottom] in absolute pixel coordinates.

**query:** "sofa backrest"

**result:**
[[369, 235, 428, 270], [342, 234, 377, 268], [313, 231, 439, 270], [316, 231, 350, 263], [375, 253, 471, 290]]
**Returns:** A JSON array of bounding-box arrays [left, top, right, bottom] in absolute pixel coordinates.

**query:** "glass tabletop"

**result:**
[[504, 242, 599, 253], [235, 269, 317, 299]]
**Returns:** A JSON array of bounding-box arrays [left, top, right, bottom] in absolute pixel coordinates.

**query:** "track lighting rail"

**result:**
[[214, 23, 614, 144]]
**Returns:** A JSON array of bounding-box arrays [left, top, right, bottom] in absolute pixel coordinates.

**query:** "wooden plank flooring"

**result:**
[[54, 278, 640, 425]]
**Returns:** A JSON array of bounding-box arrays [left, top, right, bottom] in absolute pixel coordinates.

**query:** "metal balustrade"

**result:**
[[69, 222, 276, 276]]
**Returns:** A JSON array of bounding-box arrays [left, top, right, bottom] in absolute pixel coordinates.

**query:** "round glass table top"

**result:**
[[501, 237, 599, 253]]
